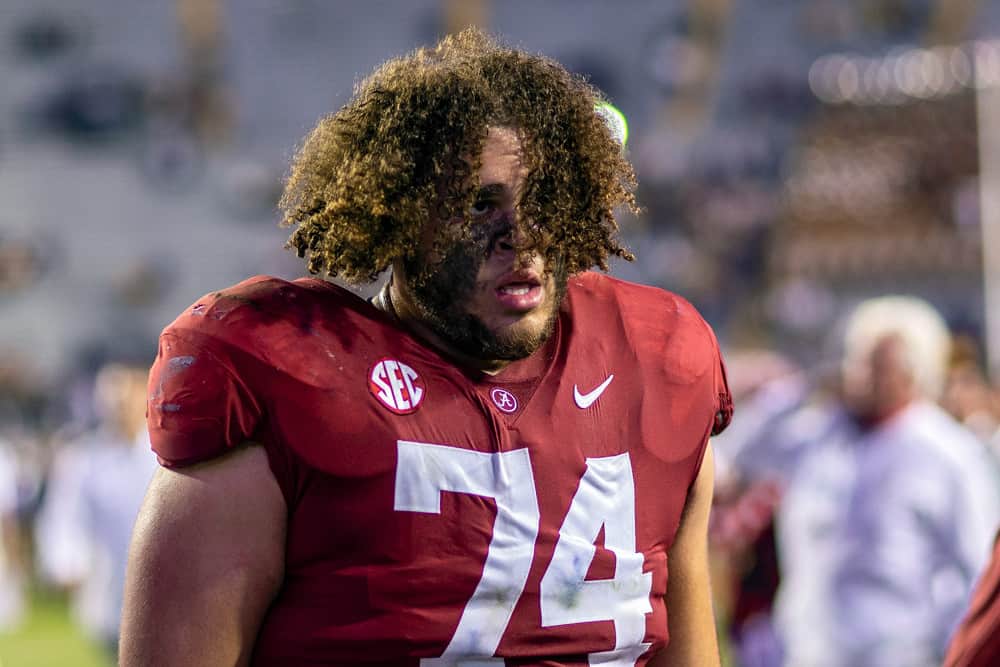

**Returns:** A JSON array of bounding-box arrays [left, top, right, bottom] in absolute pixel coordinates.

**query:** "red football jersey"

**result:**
[[147, 271, 732, 666]]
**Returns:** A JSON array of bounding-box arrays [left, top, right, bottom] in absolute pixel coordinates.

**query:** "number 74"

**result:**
[[395, 441, 654, 666]]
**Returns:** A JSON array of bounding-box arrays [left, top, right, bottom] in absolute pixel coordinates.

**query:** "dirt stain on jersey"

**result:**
[[208, 285, 319, 334], [208, 290, 263, 320], [557, 582, 583, 610], [167, 356, 196, 370], [149, 355, 197, 403]]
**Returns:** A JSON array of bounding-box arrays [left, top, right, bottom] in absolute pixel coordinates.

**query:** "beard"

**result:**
[[401, 225, 567, 362]]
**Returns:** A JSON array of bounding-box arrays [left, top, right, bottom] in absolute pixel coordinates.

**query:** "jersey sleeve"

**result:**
[[655, 294, 734, 493], [147, 329, 262, 468], [683, 327, 732, 492], [710, 334, 734, 436]]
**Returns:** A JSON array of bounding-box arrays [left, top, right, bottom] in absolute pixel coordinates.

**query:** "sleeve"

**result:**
[[147, 330, 262, 468], [683, 321, 734, 491], [711, 339, 733, 436]]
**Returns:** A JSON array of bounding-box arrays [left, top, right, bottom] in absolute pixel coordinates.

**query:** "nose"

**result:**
[[494, 227, 518, 254], [492, 212, 537, 257]]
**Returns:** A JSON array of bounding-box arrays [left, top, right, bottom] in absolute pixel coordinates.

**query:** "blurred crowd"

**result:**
[[35, 364, 154, 653], [0, 361, 154, 657], [711, 297, 1000, 666], [2, 1, 1000, 665]]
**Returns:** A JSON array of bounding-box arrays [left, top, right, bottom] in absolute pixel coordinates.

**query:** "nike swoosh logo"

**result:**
[[574, 374, 614, 409]]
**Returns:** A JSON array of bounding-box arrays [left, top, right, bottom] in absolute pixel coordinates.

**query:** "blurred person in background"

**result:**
[[0, 438, 26, 631], [709, 350, 805, 667], [940, 337, 1000, 456], [34, 362, 156, 654], [121, 29, 732, 666], [717, 296, 1000, 666]]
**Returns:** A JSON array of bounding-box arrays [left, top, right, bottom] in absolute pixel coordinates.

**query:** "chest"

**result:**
[[262, 348, 693, 537], [250, 344, 705, 664]]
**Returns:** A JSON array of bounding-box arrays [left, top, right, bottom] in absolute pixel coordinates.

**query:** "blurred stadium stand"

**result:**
[[0, 0, 997, 388]]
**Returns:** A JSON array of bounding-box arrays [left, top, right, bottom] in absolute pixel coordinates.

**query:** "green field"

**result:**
[[0, 588, 111, 667], [0, 586, 736, 667]]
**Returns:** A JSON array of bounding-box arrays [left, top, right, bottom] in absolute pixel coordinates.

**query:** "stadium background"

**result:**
[[2, 0, 1000, 665]]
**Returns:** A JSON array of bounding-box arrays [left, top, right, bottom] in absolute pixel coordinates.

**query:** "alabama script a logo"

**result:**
[[490, 387, 518, 413]]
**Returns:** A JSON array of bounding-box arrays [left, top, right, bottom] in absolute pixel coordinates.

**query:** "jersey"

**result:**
[[146, 271, 733, 666]]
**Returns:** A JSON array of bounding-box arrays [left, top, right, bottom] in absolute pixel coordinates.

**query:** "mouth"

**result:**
[[494, 271, 544, 312]]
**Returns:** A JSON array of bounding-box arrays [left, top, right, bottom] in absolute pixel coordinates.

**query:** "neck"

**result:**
[[377, 279, 510, 375]]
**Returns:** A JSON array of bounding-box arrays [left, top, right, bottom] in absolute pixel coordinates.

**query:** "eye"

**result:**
[[469, 200, 496, 217]]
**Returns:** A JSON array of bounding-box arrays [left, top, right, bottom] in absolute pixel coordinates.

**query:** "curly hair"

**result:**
[[279, 28, 637, 284]]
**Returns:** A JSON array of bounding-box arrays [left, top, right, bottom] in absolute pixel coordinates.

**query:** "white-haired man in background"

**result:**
[[715, 296, 1000, 666]]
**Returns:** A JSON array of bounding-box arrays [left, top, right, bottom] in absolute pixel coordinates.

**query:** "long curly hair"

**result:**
[[279, 28, 637, 284]]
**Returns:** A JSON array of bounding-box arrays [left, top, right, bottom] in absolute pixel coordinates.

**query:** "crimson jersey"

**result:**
[[147, 271, 732, 666]]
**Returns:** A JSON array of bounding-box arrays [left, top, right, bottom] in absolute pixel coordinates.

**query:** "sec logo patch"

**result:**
[[369, 358, 425, 414]]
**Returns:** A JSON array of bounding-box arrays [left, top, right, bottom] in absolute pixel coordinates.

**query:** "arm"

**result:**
[[119, 444, 285, 667], [648, 443, 720, 667]]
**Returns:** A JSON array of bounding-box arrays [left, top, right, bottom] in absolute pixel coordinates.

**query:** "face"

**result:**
[[941, 363, 992, 421], [95, 364, 149, 438], [399, 126, 566, 363], [841, 334, 914, 419]]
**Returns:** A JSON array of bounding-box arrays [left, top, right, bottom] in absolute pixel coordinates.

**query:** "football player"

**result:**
[[120, 29, 732, 666]]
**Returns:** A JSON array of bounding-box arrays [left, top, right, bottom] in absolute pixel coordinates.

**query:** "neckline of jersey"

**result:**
[[298, 276, 563, 390]]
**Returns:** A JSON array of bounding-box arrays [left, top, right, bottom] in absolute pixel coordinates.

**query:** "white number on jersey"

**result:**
[[540, 453, 652, 665], [394, 441, 652, 666], [395, 441, 539, 664]]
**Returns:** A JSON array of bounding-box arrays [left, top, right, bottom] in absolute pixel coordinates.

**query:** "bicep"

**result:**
[[120, 444, 286, 667], [648, 442, 720, 667]]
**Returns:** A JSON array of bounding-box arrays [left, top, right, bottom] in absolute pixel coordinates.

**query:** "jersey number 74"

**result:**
[[395, 441, 653, 666]]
